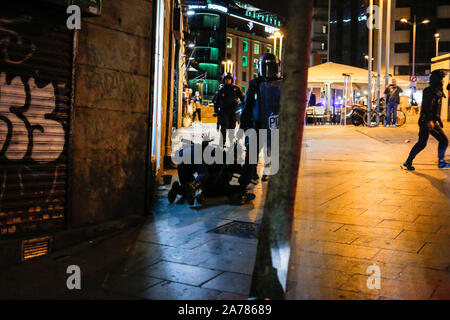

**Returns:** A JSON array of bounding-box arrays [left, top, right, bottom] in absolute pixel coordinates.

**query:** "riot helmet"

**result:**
[[258, 53, 281, 80], [222, 73, 234, 85]]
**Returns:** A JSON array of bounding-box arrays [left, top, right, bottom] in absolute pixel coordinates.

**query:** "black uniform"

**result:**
[[239, 53, 282, 190], [169, 142, 254, 205], [213, 84, 244, 145], [405, 71, 448, 168]]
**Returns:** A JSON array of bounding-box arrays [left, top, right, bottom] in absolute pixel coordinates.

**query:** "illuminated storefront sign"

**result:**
[[229, 14, 280, 34], [208, 4, 228, 13], [188, 3, 228, 14], [245, 10, 281, 27]]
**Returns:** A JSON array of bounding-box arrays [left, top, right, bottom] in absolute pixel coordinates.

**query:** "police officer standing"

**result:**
[[239, 53, 282, 187], [213, 73, 244, 146], [403, 69, 449, 170]]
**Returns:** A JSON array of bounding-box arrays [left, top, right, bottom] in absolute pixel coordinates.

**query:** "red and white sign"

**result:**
[[410, 75, 417, 82]]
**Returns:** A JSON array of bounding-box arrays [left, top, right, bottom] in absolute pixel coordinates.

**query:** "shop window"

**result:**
[[243, 40, 249, 52], [395, 43, 410, 54], [243, 56, 248, 67]]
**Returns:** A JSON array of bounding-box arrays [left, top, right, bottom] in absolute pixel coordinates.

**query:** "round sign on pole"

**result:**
[[410, 75, 417, 82]]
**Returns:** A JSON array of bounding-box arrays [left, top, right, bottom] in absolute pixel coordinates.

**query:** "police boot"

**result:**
[[184, 183, 199, 205], [168, 181, 182, 204]]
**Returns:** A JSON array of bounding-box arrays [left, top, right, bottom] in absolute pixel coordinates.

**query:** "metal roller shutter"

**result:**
[[0, 5, 73, 237]]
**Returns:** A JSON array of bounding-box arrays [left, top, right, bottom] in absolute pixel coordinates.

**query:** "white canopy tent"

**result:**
[[308, 62, 409, 87], [306, 62, 409, 125]]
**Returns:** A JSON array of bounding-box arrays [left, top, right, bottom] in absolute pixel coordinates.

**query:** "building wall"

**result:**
[[310, 0, 329, 66], [226, 29, 273, 92], [70, 0, 154, 227]]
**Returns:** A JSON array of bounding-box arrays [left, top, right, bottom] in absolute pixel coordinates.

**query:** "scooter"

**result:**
[[349, 104, 367, 126]]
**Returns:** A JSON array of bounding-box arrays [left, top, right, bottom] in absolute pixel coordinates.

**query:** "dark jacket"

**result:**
[[213, 84, 244, 115], [419, 86, 446, 125], [384, 84, 403, 104], [241, 77, 263, 129]]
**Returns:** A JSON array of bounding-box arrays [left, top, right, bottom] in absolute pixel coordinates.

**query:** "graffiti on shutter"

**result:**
[[0, 13, 72, 237]]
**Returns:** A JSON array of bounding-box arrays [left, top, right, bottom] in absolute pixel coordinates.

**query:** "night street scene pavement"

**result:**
[[1, 0, 450, 307]]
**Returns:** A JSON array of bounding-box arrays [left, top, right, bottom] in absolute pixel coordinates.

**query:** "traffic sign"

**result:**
[[410, 75, 417, 82]]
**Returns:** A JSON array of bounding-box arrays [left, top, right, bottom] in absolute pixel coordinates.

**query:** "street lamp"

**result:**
[[435, 33, 440, 57], [400, 15, 430, 76], [222, 60, 234, 74], [269, 31, 284, 59]]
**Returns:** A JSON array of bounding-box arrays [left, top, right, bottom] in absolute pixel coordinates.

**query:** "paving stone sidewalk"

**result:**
[[0, 124, 448, 300], [286, 124, 450, 300]]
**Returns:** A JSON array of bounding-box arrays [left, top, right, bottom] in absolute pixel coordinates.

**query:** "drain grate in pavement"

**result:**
[[208, 221, 260, 239]]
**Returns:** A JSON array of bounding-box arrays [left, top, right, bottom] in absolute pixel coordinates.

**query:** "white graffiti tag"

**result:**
[[0, 72, 65, 163]]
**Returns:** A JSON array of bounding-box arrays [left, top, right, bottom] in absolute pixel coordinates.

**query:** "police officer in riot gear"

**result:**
[[239, 53, 282, 189], [403, 69, 449, 170], [213, 73, 245, 146]]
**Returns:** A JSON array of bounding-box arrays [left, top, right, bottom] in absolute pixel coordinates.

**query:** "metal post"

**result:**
[[279, 36, 283, 60], [274, 35, 277, 56], [435, 37, 439, 57], [412, 15, 416, 76], [343, 76, 347, 126], [385, 0, 391, 87], [376, 0, 384, 124], [327, 0, 331, 62], [327, 82, 332, 122], [368, 0, 374, 124]]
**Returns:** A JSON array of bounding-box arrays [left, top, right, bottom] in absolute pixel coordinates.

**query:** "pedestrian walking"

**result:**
[[384, 78, 403, 127], [402, 69, 449, 170], [213, 73, 244, 146], [192, 91, 202, 125]]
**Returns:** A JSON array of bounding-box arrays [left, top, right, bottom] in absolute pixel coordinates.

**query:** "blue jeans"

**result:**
[[386, 101, 398, 125]]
